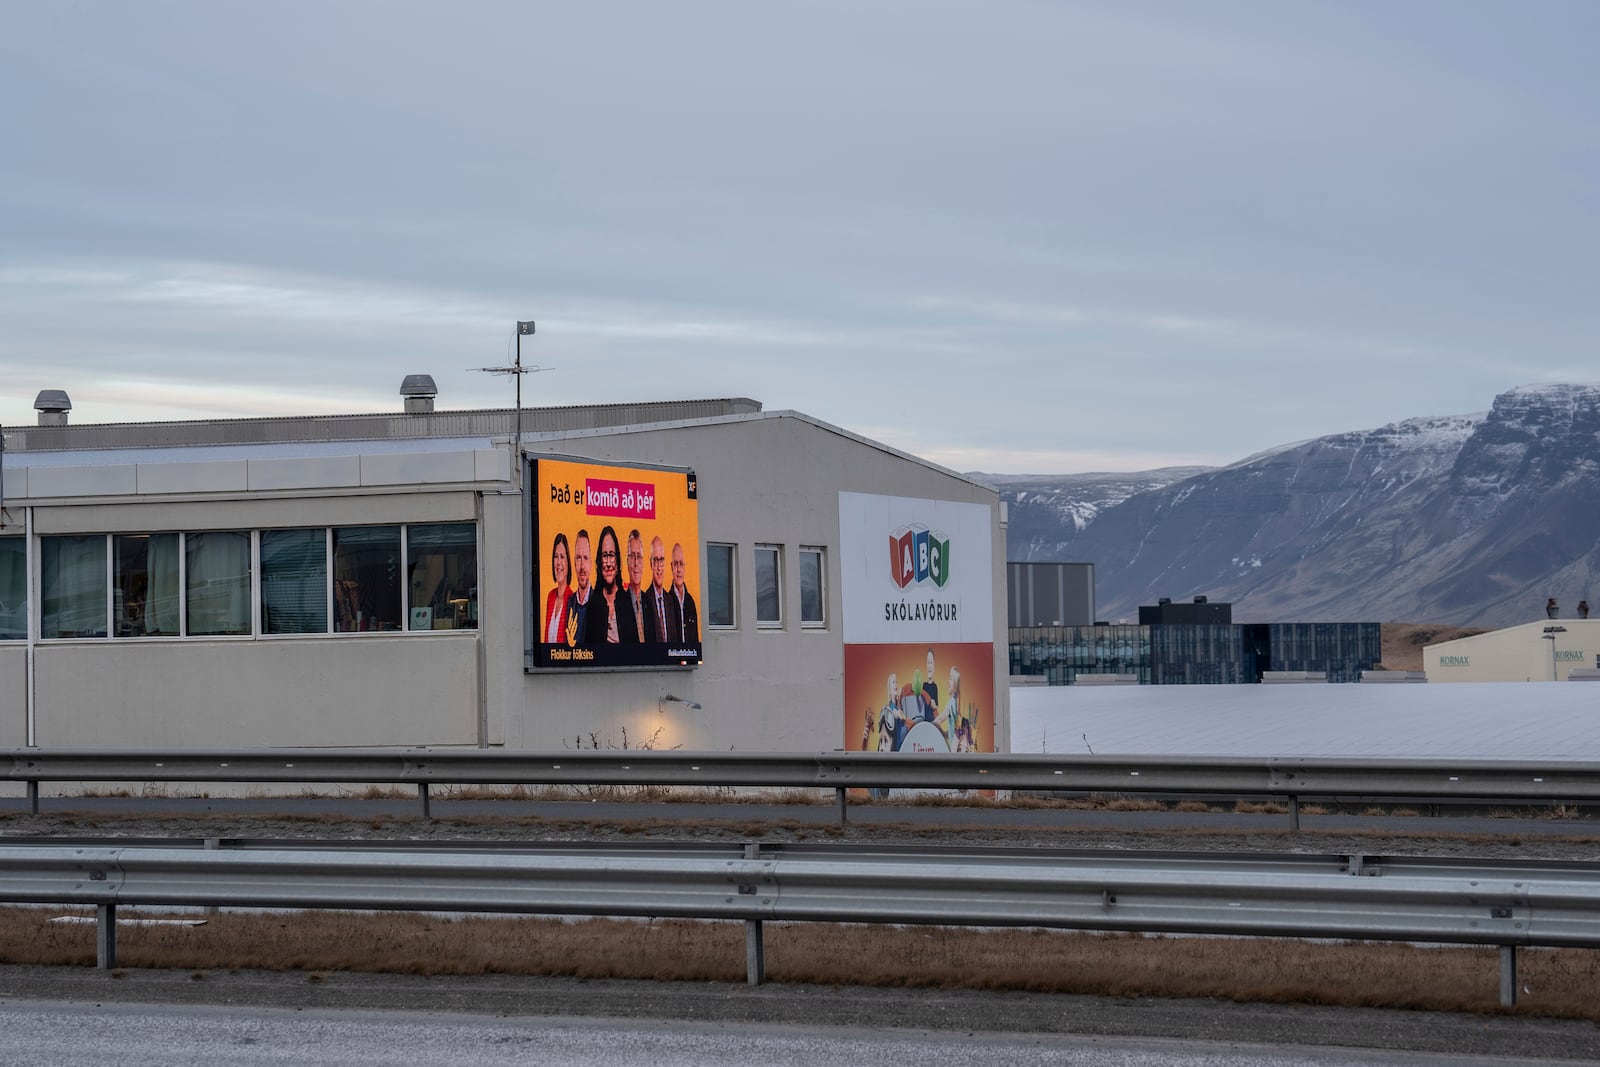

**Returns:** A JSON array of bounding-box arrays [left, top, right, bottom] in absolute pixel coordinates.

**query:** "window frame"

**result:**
[[754, 543, 782, 630], [798, 545, 826, 629], [39, 533, 108, 640], [704, 541, 737, 630], [260, 527, 331, 636], [405, 522, 479, 632], [0, 537, 27, 641], [31, 521, 479, 642]]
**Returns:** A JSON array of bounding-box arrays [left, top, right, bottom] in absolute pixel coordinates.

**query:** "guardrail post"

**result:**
[[26, 780, 38, 816], [96, 903, 116, 970], [1288, 794, 1300, 832], [418, 783, 431, 819], [205, 838, 222, 917], [743, 844, 765, 986], [836, 788, 848, 829], [1500, 946, 1517, 1008]]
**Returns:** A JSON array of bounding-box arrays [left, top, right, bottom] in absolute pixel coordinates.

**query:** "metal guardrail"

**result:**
[[1, 838, 1595, 1007], [6, 748, 1600, 829]]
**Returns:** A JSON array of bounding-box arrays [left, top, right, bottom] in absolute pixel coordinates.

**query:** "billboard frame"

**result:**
[[524, 452, 702, 673]]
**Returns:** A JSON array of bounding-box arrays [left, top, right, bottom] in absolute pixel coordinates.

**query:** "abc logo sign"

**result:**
[[889, 524, 950, 589]]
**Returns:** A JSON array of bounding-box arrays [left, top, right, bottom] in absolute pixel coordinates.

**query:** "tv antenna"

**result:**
[[472, 320, 552, 458]]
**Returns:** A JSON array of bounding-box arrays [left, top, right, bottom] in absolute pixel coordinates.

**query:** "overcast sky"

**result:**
[[3, 2, 1596, 473]]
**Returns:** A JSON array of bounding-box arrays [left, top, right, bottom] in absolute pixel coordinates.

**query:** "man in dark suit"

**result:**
[[619, 529, 648, 643], [666, 541, 700, 644], [564, 529, 595, 645], [642, 534, 669, 643]]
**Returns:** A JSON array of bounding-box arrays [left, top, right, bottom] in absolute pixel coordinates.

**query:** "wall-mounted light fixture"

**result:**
[[660, 693, 702, 711]]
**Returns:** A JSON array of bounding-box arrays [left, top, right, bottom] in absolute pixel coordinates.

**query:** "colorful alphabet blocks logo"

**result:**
[[889, 524, 950, 588]]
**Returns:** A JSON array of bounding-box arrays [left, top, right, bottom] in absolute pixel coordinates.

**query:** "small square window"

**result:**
[[755, 544, 782, 628], [799, 547, 825, 628]]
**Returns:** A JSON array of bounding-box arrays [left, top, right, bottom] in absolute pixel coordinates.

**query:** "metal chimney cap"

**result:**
[[399, 375, 438, 398], [33, 389, 72, 413]]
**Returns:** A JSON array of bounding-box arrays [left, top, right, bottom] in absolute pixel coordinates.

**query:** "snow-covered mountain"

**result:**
[[986, 384, 1600, 627], [973, 468, 1213, 561]]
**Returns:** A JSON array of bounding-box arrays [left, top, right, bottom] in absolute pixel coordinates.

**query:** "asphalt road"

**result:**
[[0, 998, 1574, 1067], [0, 970, 1597, 1065]]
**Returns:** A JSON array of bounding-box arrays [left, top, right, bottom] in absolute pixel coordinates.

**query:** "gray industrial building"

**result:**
[[0, 386, 1009, 756]]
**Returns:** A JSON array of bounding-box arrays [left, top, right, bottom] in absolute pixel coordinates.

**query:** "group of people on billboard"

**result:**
[[541, 524, 699, 648], [860, 647, 981, 754]]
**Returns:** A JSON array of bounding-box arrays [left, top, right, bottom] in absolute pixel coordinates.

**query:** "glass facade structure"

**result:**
[[1009, 624, 1152, 685], [1265, 622, 1382, 683], [1009, 622, 1381, 685]]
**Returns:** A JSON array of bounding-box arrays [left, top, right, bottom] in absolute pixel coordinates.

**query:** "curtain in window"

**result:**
[[0, 539, 25, 640], [41, 535, 106, 639], [147, 532, 181, 635], [186, 531, 250, 635], [261, 529, 328, 634], [114, 532, 180, 636]]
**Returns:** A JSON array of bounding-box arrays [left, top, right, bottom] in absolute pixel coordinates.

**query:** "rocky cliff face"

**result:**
[[992, 385, 1600, 627]]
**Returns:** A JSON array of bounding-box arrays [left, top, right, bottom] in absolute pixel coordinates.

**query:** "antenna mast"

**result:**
[[473, 320, 551, 461]]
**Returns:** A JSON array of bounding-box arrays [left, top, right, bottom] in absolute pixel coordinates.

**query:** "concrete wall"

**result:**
[[492, 415, 1009, 753], [1425, 619, 1600, 682], [32, 636, 480, 746], [0, 645, 26, 746]]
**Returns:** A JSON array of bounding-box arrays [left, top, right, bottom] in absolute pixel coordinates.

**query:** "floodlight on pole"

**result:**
[[1542, 625, 1567, 681]]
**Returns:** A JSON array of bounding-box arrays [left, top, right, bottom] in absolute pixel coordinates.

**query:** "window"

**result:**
[[333, 526, 402, 632], [705, 542, 735, 629], [0, 538, 25, 640], [114, 533, 180, 636], [187, 531, 251, 635], [41, 535, 106, 639], [261, 529, 328, 635], [754, 544, 782, 628], [30, 521, 477, 641], [799, 546, 825, 628], [407, 523, 477, 630]]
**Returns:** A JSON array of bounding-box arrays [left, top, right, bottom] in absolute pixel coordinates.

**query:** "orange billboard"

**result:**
[[528, 456, 701, 670]]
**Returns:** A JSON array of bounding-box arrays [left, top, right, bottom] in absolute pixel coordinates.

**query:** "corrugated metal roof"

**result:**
[[2, 398, 762, 452], [7, 435, 498, 469], [1010, 682, 1600, 760]]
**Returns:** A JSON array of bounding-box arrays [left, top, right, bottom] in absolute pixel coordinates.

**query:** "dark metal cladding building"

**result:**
[[1009, 595, 1382, 685], [1005, 562, 1094, 627]]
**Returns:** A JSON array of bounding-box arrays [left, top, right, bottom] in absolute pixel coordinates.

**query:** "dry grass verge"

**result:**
[[5, 907, 1598, 1021]]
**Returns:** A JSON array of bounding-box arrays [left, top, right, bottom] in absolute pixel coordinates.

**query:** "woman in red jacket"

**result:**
[[542, 533, 572, 644]]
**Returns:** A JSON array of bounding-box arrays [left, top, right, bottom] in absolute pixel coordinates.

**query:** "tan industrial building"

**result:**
[[1425, 619, 1600, 683], [0, 386, 1009, 756]]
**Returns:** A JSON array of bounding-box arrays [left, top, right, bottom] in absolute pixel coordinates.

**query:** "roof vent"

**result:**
[[34, 389, 71, 426], [400, 374, 437, 414]]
